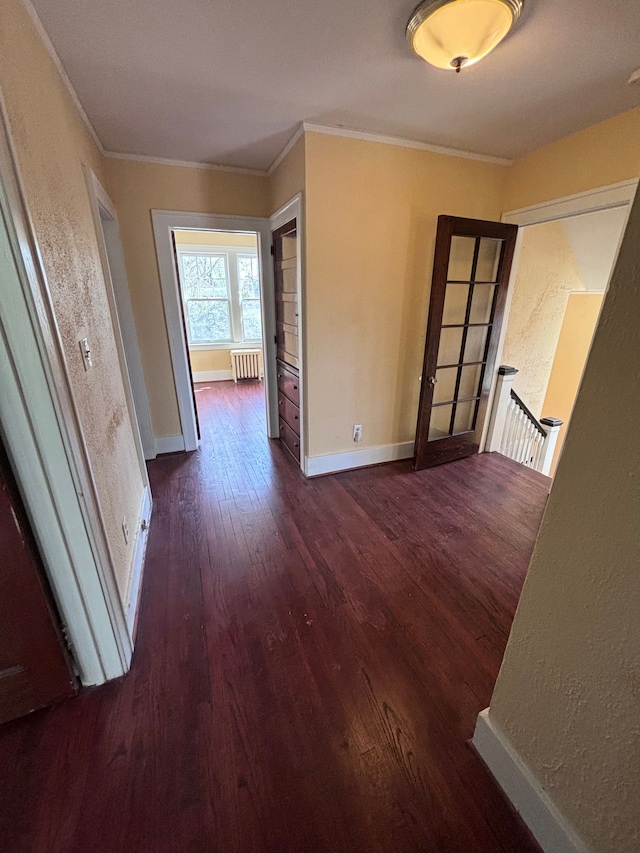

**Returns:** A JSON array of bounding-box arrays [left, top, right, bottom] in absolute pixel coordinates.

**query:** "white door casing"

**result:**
[[480, 178, 639, 452], [152, 210, 278, 451]]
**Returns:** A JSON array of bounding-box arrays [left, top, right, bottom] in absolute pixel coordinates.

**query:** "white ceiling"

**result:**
[[30, 0, 640, 171]]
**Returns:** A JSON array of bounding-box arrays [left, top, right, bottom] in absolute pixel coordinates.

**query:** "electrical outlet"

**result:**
[[122, 516, 129, 544], [353, 424, 363, 443]]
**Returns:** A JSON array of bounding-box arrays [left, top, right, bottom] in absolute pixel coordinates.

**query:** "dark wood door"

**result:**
[[272, 218, 301, 463], [272, 218, 299, 370], [0, 439, 76, 724], [414, 216, 518, 470]]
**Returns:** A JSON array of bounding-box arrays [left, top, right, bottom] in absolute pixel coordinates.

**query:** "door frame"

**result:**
[[480, 178, 639, 451], [85, 168, 156, 461], [269, 193, 306, 473], [152, 210, 277, 451], [0, 90, 132, 685]]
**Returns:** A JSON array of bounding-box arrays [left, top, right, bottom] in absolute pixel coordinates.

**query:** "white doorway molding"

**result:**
[[152, 210, 277, 451], [85, 168, 156, 461], [480, 178, 639, 452], [0, 91, 132, 685]]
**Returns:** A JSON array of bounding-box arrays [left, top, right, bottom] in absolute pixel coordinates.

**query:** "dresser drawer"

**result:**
[[278, 391, 300, 435], [279, 418, 300, 462], [276, 361, 300, 406]]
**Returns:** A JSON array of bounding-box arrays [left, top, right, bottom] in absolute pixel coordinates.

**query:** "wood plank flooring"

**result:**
[[0, 379, 548, 852]]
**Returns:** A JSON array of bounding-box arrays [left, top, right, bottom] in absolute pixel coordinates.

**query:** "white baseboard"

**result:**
[[193, 369, 232, 382], [155, 434, 185, 454], [125, 486, 152, 638], [305, 440, 414, 477], [473, 709, 590, 853]]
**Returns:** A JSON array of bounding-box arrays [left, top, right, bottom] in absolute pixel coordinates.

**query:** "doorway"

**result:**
[[153, 211, 278, 456], [172, 227, 267, 440], [489, 182, 636, 476]]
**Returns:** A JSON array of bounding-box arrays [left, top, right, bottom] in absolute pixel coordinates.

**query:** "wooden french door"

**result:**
[[414, 216, 518, 470], [0, 439, 76, 724]]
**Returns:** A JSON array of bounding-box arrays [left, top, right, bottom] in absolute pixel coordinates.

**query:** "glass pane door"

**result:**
[[428, 236, 503, 441]]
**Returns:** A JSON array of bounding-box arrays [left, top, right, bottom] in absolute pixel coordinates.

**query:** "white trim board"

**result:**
[[305, 441, 415, 478], [473, 710, 591, 853], [104, 150, 268, 177], [125, 486, 152, 637], [302, 121, 513, 166], [267, 125, 305, 175], [503, 179, 639, 226], [155, 435, 186, 455], [152, 210, 277, 452], [480, 178, 639, 454], [193, 370, 232, 382]]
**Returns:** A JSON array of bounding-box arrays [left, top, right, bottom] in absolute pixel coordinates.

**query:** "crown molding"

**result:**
[[21, 0, 105, 155], [103, 150, 268, 177], [301, 121, 513, 166], [22, 0, 511, 176], [267, 125, 305, 176]]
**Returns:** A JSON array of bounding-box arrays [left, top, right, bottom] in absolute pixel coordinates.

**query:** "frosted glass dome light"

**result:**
[[407, 0, 524, 72]]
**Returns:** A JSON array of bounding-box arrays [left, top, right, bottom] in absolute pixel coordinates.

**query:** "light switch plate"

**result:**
[[79, 337, 93, 370]]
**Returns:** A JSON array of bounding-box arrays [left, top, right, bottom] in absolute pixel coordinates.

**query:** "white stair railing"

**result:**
[[486, 366, 563, 476]]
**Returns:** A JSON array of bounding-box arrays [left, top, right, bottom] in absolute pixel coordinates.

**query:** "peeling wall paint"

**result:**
[[0, 0, 144, 597]]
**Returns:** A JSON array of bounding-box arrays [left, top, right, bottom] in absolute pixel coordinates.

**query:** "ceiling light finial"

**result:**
[[407, 0, 524, 73]]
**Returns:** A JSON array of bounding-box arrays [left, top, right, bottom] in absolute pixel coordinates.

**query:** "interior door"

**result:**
[[414, 216, 518, 470], [0, 438, 76, 724]]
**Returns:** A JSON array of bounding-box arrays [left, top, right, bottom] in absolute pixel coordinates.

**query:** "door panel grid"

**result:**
[[415, 217, 518, 469]]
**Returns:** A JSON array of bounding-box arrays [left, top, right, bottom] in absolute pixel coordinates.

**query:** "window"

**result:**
[[237, 255, 261, 341], [177, 244, 262, 347]]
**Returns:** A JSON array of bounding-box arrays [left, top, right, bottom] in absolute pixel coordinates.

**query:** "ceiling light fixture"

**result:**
[[407, 0, 524, 73]]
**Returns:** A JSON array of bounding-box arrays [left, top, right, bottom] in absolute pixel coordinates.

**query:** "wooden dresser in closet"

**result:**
[[272, 218, 300, 462]]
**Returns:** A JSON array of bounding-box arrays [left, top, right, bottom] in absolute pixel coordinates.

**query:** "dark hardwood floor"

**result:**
[[0, 380, 548, 853]]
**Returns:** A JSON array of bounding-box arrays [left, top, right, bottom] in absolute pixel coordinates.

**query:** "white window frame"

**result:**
[[176, 244, 263, 350]]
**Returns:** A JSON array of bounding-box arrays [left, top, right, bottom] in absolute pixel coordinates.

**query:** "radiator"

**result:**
[[230, 349, 262, 382]]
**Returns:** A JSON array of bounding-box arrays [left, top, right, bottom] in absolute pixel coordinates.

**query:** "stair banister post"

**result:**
[[486, 366, 518, 453], [538, 417, 564, 476]]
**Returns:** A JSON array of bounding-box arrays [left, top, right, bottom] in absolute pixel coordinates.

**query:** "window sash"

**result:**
[[177, 246, 262, 347]]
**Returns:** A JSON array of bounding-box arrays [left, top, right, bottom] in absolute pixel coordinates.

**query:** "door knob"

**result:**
[[428, 376, 437, 386]]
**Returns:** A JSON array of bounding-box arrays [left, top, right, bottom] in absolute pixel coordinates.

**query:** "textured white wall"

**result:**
[[489, 193, 640, 853], [502, 220, 585, 417]]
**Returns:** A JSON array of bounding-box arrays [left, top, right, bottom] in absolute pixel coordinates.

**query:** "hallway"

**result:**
[[0, 380, 547, 852]]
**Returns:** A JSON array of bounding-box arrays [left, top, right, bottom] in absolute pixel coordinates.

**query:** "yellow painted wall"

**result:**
[[105, 158, 269, 437], [173, 230, 257, 248], [541, 292, 603, 475], [0, 0, 144, 597], [270, 135, 305, 215], [189, 348, 233, 374], [501, 220, 586, 417], [303, 131, 509, 457], [488, 192, 640, 853], [504, 108, 640, 212]]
